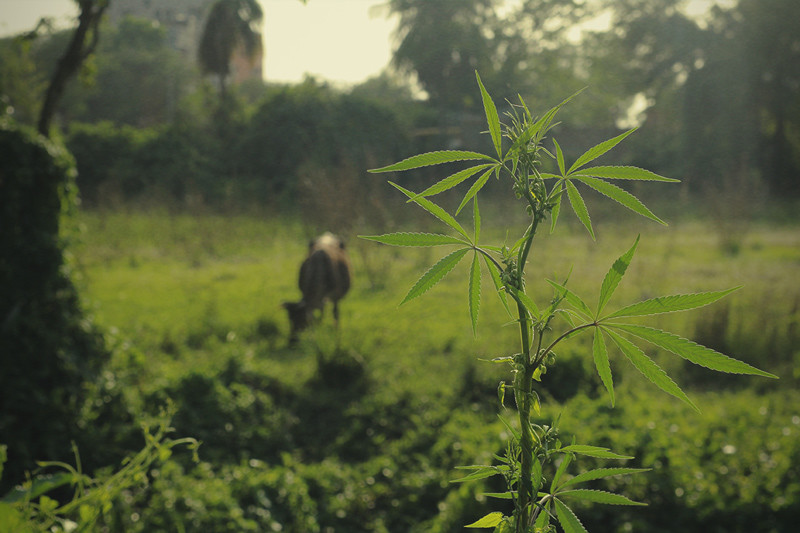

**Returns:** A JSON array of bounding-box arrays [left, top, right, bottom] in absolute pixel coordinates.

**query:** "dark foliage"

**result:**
[[0, 120, 132, 491]]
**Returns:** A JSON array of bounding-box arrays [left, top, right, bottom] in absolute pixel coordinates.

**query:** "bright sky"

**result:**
[[0, 1, 730, 85], [0, 0, 397, 85]]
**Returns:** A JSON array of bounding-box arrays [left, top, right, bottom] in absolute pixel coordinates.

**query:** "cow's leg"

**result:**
[[333, 300, 340, 328]]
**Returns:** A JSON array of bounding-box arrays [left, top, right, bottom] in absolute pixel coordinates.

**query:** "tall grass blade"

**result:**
[[390, 182, 471, 240], [605, 328, 699, 412], [603, 287, 741, 320], [476, 72, 503, 158], [401, 248, 469, 305], [568, 128, 636, 174], [360, 232, 467, 247], [597, 236, 640, 315], [609, 324, 778, 378], [574, 176, 666, 225], [565, 180, 595, 240]]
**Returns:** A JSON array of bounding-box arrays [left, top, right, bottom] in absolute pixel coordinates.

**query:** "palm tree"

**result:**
[[198, 0, 263, 98]]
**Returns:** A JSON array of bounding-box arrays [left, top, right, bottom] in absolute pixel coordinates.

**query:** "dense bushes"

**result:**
[[64, 80, 414, 211], [0, 119, 133, 491], [556, 388, 800, 533]]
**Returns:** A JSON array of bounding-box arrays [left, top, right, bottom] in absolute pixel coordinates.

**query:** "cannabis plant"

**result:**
[[362, 73, 776, 532]]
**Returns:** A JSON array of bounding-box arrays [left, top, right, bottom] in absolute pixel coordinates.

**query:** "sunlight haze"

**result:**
[[0, 0, 396, 85]]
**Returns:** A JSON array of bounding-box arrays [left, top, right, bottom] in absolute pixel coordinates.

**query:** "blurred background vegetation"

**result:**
[[1, 0, 799, 531]]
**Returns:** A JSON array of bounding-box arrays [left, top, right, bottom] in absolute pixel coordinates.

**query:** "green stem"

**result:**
[[515, 208, 541, 532], [536, 322, 598, 367]]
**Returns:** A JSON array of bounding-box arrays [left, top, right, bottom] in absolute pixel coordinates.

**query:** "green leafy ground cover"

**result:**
[[62, 208, 799, 531]]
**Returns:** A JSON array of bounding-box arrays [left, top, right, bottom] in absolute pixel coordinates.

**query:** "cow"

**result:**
[[283, 232, 351, 344]]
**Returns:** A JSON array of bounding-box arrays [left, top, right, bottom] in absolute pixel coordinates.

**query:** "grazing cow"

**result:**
[[283, 232, 351, 344]]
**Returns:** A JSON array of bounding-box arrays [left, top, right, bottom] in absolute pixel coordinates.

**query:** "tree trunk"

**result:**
[[37, 0, 108, 136]]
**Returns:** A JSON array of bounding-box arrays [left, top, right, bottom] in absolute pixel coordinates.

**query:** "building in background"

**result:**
[[106, 0, 262, 84]]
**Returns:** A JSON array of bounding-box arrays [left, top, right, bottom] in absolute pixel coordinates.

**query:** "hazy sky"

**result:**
[[0, 0, 397, 85], [1, 0, 727, 85]]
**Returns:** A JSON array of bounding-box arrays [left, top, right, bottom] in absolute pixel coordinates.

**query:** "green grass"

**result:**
[[66, 207, 800, 531], [73, 209, 799, 390]]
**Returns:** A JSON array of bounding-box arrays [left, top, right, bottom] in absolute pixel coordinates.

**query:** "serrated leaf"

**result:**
[[508, 286, 541, 321], [554, 138, 566, 176], [578, 165, 679, 182], [550, 182, 563, 233], [482, 491, 514, 500], [411, 164, 494, 200], [451, 466, 504, 483], [456, 167, 495, 215], [559, 445, 633, 460], [551, 452, 573, 492], [498, 414, 521, 441], [554, 498, 589, 533], [565, 180, 595, 240], [603, 287, 741, 320], [592, 328, 615, 406], [598, 235, 640, 315], [483, 255, 512, 317], [370, 150, 495, 172], [546, 280, 593, 319], [360, 232, 467, 247], [559, 468, 650, 490], [568, 128, 636, 174], [401, 248, 469, 305], [609, 324, 777, 378], [473, 196, 481, 242], [534, 500, 552, 529], [390, 182, 471, 240], [557, 489, 646, 506], [469, 253, 481, 336], [2, 472, 74, 503], [466, 511, 504, 528], [477, 72, 502, 159], [508, 89, 584, 155], [532, 456, 543, 489], [573, 175, 666, 225], [604, 328, 699, 412]]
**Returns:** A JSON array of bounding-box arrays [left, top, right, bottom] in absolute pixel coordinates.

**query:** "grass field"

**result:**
[[67, 207, 800, 531]]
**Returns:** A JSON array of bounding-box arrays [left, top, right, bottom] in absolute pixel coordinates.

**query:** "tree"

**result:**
[[1, 0, 134, 490], [733, 0, 800, 196], [387, 0, 501, 111], [64, 16, 198, 126], [198, 0, 264, 99], [588, 0, 800, 196], [38, 0, 109, 135]]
